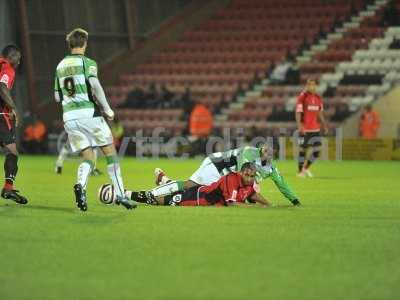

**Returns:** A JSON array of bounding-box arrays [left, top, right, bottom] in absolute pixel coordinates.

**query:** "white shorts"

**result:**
[[189, 157, 221, 185], [64, 117, 113, 153]]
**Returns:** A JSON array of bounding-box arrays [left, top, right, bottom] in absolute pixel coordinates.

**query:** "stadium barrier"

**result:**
[[283, 138, 400, 160], [49, 128, 400, 160]]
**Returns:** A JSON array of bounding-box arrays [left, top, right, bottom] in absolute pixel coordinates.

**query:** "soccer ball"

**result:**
[[98, 184, 116, 205]]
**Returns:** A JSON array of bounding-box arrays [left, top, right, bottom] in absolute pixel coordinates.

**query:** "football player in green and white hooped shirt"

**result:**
[[54, 28, 136, 211], [149, 145, 301, 206]]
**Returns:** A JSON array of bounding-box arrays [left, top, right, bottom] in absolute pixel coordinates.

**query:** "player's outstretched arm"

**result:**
[[249, 193, 271, 207], [271, 167, 301, 206], [88, 77, 114, 120]]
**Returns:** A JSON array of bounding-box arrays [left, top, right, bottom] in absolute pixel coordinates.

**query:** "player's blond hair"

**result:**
[[66, 28, 88, 49]]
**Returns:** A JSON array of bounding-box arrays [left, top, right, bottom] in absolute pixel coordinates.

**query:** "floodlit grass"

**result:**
[[0, 156, 399, 300]]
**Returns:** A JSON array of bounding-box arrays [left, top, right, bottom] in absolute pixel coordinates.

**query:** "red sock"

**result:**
[[4, 182, 13, 191]]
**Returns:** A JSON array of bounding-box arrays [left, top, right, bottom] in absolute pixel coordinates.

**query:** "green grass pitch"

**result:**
[[0, 156, 399, 300]]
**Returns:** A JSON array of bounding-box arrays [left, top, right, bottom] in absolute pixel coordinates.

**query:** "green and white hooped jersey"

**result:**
[[209, 146, 298, 202], [209, 146, 274, 182], [54, 54, 101, 122]]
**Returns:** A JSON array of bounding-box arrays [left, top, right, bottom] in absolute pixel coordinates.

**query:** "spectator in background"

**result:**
[[159, 84, 174, 109], [382, 0, 399, 26], [359, 104, 380, 139], [389, 37, 400, 49], [146, 82, 159, 108], [110, 117, 124, 149], [231, 82, 245, 102], [331, 103, 350, 122], [215, 93, 230, 114], [316, 25, 327, 41], [181, 86, 194, 119], [285, 58, 300, 84], [297, 38, 309, 55], [251, 71, 262, 86], [22, 115, 47, 154], [120, 82, 145, 108], [221, 93, 230, 108], [189, 102, 213, 137], [189, 102, 213, 155], [269, 57, 294, 84]]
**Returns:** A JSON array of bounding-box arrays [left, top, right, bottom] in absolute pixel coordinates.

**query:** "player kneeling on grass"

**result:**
[[153, 145, 301, 206], [54, 28, 136, 211], [100, 163, 270, 207]]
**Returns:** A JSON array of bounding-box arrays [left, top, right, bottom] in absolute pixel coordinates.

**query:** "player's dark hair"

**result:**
[[306, 78, 318, 84], [241, 162, 256, 172], [66, 28, 88, 49], [1, 44, 20, 57]]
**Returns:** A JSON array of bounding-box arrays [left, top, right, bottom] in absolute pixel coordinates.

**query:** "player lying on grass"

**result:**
[[152, 145, 301, 206], [100, 163, 270, 207]]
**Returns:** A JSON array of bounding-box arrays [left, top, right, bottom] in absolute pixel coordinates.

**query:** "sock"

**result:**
[[305, 150, 320, 169], [163, 195, 173, 206], [150, 180, 184, 197], [156, 170, 172, 185], [130, 192, 146, 203], [93, 148, 98, 169], [56, 144, 69, 168], [160, 175, 172, 185], [4, 153, 18, 190], [298, 149, 306, 172], [77, 160, 94, 189], [125, 190, 132, 199], [106, 155, 125, 199]]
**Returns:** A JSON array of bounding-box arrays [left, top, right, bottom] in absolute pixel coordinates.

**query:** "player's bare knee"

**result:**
[[4, 143, 18, 156], [100, 144, 116, 157], [81, 147, 95, 161], [155, 196, 165, 205]]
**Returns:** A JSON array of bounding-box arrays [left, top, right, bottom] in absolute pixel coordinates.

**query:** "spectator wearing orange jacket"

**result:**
[[189, 103, 213, 137], [23, 116, 47, 154], [359, 104, 380, 139]]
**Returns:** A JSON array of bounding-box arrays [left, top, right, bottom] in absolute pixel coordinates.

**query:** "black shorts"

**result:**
[[299, 131, 321, 149], [0, 116, 16, 146], [168, 186, 223, 206]]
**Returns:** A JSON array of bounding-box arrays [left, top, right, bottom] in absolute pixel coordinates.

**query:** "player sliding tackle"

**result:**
[[151, 145, 301, 206], [54, 28, 136, 211]]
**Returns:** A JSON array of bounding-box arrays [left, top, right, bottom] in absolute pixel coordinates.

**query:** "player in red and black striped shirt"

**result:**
[[129, 162, 270, 207], [0, 45, 28, 204], [295, 79, 328, 178]]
